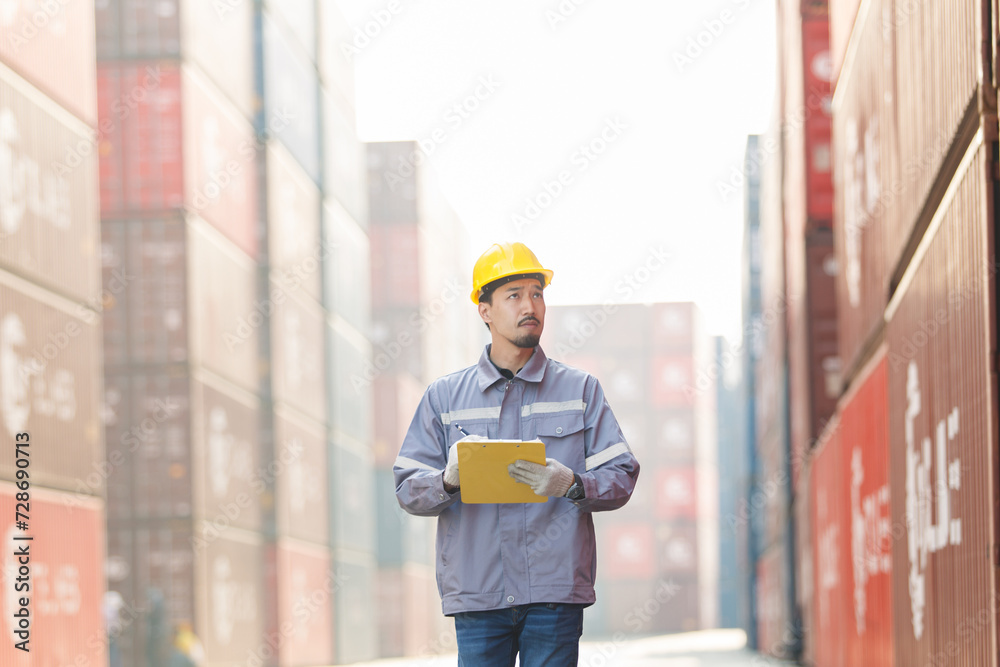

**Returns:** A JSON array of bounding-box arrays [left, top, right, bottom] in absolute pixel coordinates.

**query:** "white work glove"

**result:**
[[507, 458, 574, 497], [444, 435, 487, 489]]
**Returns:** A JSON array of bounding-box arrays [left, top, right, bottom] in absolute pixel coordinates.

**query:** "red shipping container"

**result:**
[[0, 0, 97, 124], [600, 577, 699, 635], [268, 142, 322, 303], [802, 18, 834, 223], [601, 523, 655, 580], [97, 62, 184, 216], [370, 224, 421, 308], [654, 467, 697, 520], [0, 273, 103, 494], [183, 67, 258, 259], [656, 522, 699, 575], [195, 532, 264, 664], [188, 219, 259, 393], [832, 0, 894, 380], [274, 408, 328, 543], [273, 541, 334, 667], [0, 486, 105, 666], [651, 355, 695, 407], [271, 289, 326, 424], [191, 376, 261, 532], [885, 134, 998, 666], [0, 69, 101, 305]]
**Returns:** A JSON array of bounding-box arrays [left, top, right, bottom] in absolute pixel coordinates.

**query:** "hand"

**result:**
[[444, 434, 487, 490], [507, 458, 574, 497]]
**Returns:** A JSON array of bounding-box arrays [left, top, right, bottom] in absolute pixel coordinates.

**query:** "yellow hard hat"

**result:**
[[470, 242, 553, 303]]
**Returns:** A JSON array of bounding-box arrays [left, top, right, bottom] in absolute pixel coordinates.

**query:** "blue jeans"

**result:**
[[454, 603, 584, 667]]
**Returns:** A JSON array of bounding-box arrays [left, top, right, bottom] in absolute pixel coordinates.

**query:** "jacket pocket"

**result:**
[[532, 412, 586, 471]]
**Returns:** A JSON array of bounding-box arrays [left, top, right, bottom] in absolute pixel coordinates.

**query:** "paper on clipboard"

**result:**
[[457, 439, 547, 504]]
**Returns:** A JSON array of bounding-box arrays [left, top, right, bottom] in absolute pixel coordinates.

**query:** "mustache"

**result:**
[[518, 317, 540, 326]]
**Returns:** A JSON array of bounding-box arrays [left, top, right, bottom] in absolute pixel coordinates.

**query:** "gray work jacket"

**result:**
[[394, 345, 640, 615]]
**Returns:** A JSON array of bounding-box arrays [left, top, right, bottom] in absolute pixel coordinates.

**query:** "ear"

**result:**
[[478, 300, 492, 325]]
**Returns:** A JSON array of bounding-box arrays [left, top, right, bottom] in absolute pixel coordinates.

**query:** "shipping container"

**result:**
[[656, 521, 699, 575], [265, 0, 316, 62], [652, 409, 696, 464], [548, 304, 650, 354], [328, 324, 373, 446], [0, 68, 101, 304], [369, 223, 421, 308], [325, 200, 371, 332], [756, 540, 799, 659], [329, 439, 375, 553], [0, 486, 105, 667], [262, 11, 320, 184], [190, 373, 262, 532], [600, 576, 700, 635], [367, 142, 419, 226], [376, 565, 448, 659], [886, 0, 991, 276], [181, 0, 255, 119], [650, 355, 695, 407], [0, 271, 103, 493], [194, 530, 264, 664], [104, 372, 134, 522], [0, 0, 97, 124], [830, 0, 863, 84], [802, 18, 834, 223], [97, 62, 184, 216], [318, 2, 356, 109], [832, 0, 894, 380], [654, 467, 698, 520], [651, 302, 694, 353], [114, 372, 192, 520], [371, 372, 423, 469], [323, 88, 368, 225], [182, 67, 258, 259], [885, 132, 998, 666], [101, 218, 188, 369], [332, 554, 378, 664], [601, 523, 655, 581], [272, 540, 334, 667], [271, 288, 326, 423], [187, 218, 259, 393], [268, 141, 323, 304], [274, 407, 328, 543], [96, 0, 181, 59]]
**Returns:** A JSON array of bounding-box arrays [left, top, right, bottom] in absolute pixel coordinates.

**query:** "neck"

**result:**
[[488, 339, 535, 375]]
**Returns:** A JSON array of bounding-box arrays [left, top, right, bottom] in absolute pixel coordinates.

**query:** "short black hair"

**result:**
[[478, 273, 546, 305]]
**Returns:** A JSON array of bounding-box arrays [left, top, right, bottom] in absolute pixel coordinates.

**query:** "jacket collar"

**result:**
[[477, 344, 547, 392]]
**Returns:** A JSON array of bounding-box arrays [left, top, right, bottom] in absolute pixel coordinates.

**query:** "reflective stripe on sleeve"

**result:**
[[521, 400, 586, 417], [394, 456, 439, 472], [440, 406, 501, 425], [585, 442, 631, 471]]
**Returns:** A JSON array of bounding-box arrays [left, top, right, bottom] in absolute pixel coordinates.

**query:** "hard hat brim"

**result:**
[[470, 269, 553, 303]]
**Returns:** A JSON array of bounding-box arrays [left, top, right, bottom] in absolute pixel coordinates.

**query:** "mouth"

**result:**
[[519, 319, 539, 328]]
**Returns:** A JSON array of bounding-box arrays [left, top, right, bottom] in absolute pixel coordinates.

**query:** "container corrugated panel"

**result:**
[[756, 541, 797, 659], [0, 69, 101, 304], [121, 373, 192, 519], [656, 521, 699, 575], [101, 218, 188, 369], [191, 375, 261, 532], [371, 372, 422, 469], [885, 133, 998, 666], [273, 540, 334, 667], [369, 309, 425, 390], [328, 326, 373, 446], [271, 288, 326, 423], [274, 407, 328, 543], [97, 0, 181, 59], [262, 11, 320, 184], [833, 0, 894, 379], [103, 372, 134, 522], [0, 272, 103, 493], [323, 87, 368, 226], [0, 0, 97, 124], [181, 0, 255, 120], [375, 568, 405, 657], [332, 555, 379, 664], [370, 223, 421, 308], [188, 219, 259, 393], [601, 577, 700, 635], [318, 2, 356, 109], [806, 239, 839, 450], [0, 487, 104, 666], [887, 0, 987, 272], [650, 355, 695, 407], [652, 409, 696, 464], [194, 530, 264, 664], [830, 0, 863, 85], [97, 62, 184, 216], [326, 201, 371, 331], [329, 439, 374, 553], [367, 142, 418, 226], [654, 467, 697, 519], [268, 141, 322, 304], [601, 522, 655, 580], [803, 17, 834, 223], [183, 67, 258, 260]]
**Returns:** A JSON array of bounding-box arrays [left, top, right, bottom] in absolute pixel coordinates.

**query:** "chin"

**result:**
[[513, 334, 540, 349]]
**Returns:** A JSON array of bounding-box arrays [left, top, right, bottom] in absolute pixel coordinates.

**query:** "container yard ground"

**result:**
[[343, 629, 802, 666]]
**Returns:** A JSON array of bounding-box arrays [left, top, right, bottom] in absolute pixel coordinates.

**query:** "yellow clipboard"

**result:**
[[457, 439, 547, 504]]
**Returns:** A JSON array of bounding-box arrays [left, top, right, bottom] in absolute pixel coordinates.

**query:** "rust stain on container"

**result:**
[[885, 133, 998, 666]]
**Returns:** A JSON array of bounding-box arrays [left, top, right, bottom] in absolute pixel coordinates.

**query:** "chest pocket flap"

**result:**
[[534, 411, 585, 438]]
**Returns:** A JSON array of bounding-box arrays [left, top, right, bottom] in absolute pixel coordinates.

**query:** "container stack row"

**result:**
[[0, 1, 107, 664]]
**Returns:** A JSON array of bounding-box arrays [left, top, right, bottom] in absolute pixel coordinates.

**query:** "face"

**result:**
[[479, 278, 546, 349]]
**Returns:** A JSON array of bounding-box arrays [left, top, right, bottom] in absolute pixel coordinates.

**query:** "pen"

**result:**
[[454, 424, 471, 436]]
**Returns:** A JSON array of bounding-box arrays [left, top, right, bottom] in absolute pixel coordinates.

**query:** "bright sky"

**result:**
[[337, 0, 777, 340]]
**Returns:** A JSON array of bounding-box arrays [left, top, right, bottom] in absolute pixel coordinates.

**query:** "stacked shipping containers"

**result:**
[[541, 302, 717, 636], [0, 2, 107, 663], [97, 1, 375, 664], [368, 141, 477, 658], [796, 0, 1000, 664]]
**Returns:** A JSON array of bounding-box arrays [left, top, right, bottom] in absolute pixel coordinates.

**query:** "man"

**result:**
[[394, 242, 640, 666]]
